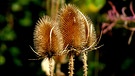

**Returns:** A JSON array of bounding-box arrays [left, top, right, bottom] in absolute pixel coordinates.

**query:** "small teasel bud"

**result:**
[[33, 16, 64, 76]]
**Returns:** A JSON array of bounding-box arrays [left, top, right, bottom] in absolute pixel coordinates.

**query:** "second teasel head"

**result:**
[[58, 4, 87, 52], [58, 4, 97, 54], [33, 16, 64, 58]]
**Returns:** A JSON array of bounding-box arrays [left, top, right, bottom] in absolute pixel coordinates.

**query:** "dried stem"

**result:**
[[60, 0, 65, 7], [82, 52, 88, 76], [68, 53, 74, 76], [56, 63, 61, 73], [49, 58, 54, 76], [51, 0, 55, 19], [128, 31, 134, 45]]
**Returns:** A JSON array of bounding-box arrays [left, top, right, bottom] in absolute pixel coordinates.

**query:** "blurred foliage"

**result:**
[[0, 25, 16, 41], [121, 58, 133, 70], [19, 11, 32, 27], [0, 0, 135, 76], [68, 0, 106, 14]]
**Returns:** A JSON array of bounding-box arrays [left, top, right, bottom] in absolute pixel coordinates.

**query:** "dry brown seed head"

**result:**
[[59, 4, 86, 49], [33, 16, 63, 58]]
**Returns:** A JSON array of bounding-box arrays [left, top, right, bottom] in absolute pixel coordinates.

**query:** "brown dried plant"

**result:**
[[33, 16, 64, 76], [46, 0, 65, 20], [58, 4, 98, 76], [58, 4, 86, 76], [32, 3, 99, 76], [46, 0, 67, 76]]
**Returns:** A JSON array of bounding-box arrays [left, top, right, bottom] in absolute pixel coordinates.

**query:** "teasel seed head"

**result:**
[[33, 16, 64, 58], [58, 4, 87, 52]]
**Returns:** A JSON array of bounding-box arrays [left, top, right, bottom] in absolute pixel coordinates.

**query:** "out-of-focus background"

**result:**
[[0, 0, 135, 76]]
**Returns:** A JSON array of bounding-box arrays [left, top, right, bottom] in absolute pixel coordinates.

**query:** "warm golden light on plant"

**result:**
[[33, 16, 63, 58], [58, 4, 98, 76], [33, 16, 64, 76], [33, 3, 99, 76]]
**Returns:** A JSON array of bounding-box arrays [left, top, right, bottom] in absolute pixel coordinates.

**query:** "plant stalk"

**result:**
[[68, 53, 74, 76], [49, 58, 54, 76], [82, 52, 88, 76]]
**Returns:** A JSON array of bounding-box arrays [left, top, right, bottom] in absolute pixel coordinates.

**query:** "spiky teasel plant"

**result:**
[[58, 4, 99, 76], [32, 3, 100, 76], [58, 4, 87, 76], [33, 16, 64, 76]]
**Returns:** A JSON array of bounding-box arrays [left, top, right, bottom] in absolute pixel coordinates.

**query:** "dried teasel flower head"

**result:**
[[58, 4, 97, 54], [57, 4, 98, 76], [58, 4, 87, 52], [33, 16, 64, 59]]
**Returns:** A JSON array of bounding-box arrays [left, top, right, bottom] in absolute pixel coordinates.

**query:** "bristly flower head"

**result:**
[[32, 3, 98, 76], [58, 4, 98, 76], [58, 4, 97, 54], [59, 4, 86, 49], [33, 16, 64, 59]]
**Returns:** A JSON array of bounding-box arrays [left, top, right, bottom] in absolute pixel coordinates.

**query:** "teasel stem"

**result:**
[[51, 0, 55, 19], [128, 31, 134, 45], [49, 58, 54, 76], [68, 52, 74, 76], [82, 52, 88, 76], [48, 0, 65, 20]]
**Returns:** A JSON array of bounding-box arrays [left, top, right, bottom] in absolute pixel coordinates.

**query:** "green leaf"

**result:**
[[17, 0, 30, 6], [13, 58, 23, 66], [11, 2, 22, 12], [86, 0, 106, 12], [0, 25, 16, 41], [9, 47, 20, 57], [19, 17, 32, 27], [0, 15, 6, 22], [0, 43, 7, 53], [88, 61, 105, 70], [0, 55, 6, 65], [19, 11, 32, 27], [121, 58, 133, 70]]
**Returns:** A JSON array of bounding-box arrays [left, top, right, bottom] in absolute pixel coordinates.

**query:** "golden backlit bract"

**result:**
[[77, 8, 97, 49]]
